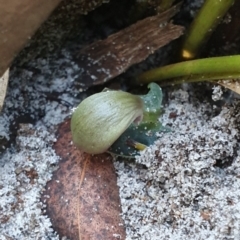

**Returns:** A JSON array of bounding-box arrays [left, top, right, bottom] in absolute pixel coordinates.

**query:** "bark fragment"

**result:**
[[76, 4, 184, 87]]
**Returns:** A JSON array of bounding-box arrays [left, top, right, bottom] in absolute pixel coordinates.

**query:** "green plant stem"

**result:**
[[136, 55, 240, 85], [181, 0, 235, 60]]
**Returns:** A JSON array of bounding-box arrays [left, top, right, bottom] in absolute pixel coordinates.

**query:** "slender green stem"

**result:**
[[181, 0, 235, 60], [136, 55, 240, 85]]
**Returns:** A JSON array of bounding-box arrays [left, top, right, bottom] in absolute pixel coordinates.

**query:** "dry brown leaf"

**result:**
[[0, 69, 9, 112], [75, 4, 184, 88], [42, 120, 126, 240], [218, 79, 240, 95], [0, 0, 62, 76]]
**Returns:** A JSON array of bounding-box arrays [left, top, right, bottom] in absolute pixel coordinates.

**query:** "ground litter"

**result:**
[[2, 0, 240, 239]]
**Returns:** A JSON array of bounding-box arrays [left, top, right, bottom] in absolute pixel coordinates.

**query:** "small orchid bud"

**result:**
[[71, 91, 144, 154]]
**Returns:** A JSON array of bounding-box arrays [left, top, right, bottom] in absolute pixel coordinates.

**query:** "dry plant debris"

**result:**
[[2, 0, 240, 239], [0, 0, 111, 76], [42, 120, 126, 240], [76, 5, 184, 87], [0, 0, 61, 76], [0, 69, 9, 112], [218, 79, 240, 95]]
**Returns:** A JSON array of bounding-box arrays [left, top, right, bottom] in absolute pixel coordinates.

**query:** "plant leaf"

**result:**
[[140, 82, 163, 123], [108, 122, 169, 157], [108, 83, 170, 157]]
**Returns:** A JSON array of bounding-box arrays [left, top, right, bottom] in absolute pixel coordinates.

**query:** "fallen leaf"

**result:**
[[218, 79, 240, 95], [42, 120, 126, 240], [0, 0, 61, 76], [75, 4, 184, 88], [0, 69, 9, 112]]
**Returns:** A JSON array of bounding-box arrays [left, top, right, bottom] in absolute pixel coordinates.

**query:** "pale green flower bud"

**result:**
[[71, 91, 144, 154]]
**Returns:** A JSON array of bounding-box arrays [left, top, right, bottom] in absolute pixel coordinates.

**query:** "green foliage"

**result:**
[[108, 83, 169, 157]]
